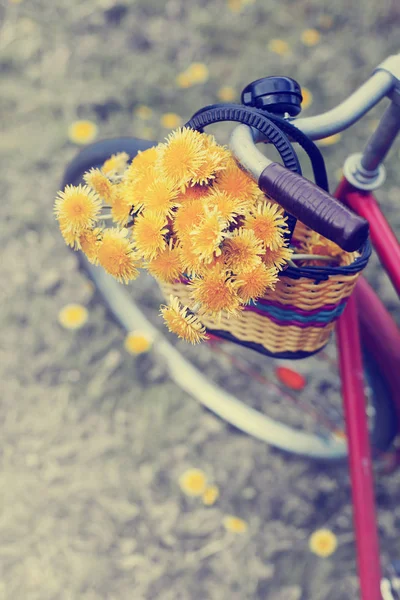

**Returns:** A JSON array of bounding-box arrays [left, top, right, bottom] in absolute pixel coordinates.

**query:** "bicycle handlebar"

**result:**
[[231, 124, 369, 251], [229, 55, 400, 250], [288, 54, 399, 140], [258, 162, 369, 251], [248, 53, 400, 143], [288, 68, 394, 140]]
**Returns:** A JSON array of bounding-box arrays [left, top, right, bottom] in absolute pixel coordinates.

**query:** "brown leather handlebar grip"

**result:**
[[259, 162, 369, 252]]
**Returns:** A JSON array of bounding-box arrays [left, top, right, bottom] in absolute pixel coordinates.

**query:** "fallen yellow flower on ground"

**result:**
[[58, 304, 88, 330], [124, 331, 153, 355], [217, 86, 236, 102], [202, 485, 220, 506], [161, 113, 182, 129], [68, 120, 98, 145], [134, 105, 153, 120], [223, 515, 248, 533], [176, 72, 193, 88], [301, 87, 313, 110], [301, 29, 321, 46], [309, 528, 338, 557], [178, 468, 208, 496], [268, 39, 291, 56], [186, 62, 209, 84]]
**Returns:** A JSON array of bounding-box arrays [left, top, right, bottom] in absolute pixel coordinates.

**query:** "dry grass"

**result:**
[[0, 0, 399, 598]]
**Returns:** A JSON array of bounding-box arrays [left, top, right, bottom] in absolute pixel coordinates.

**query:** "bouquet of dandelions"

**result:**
[[55, 127, 342, 344]]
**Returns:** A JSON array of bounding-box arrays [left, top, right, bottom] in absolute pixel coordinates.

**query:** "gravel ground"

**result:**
[[1, 0, 400, 599]]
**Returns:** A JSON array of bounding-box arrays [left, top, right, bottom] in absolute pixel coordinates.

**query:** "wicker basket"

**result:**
[[160, 220, 371, 359]]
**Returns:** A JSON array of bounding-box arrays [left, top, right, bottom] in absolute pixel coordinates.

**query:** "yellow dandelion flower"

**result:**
[[79, 227, 103, 264], [190, 151, 227, 185], [223, 228, 264, 273], [111, 186, 133, 227], [124, 331, 153, 355], [161, 297, 208, 345], [268, 39, 291, 56], [176, 72, 193, 88], [190, 209, 227, 261], [311, 234, 339, 259], [217, 86, 236, 102], [97, 228, 139, 283], [301, 87, 313, 110], [131, 146, 160, 172], [178, 238, 207, 277], [205, 189, 251, 223], [246, 201, 288, 250], [203, 133, 231, 156], [304, 231, 343, 257], [186, 62, 209, 84], [161, 113, 182, 129], [214, 161, 259, 203], [207, 253, 226, 271], [301, 28, 321, 46], [59, 218, 80, 248], [300, 231, 345, 266], [54, 184, 102, 235], [174, 200, 206, 240], [178, 185, 211, 203], [68, 120, 98, 145], [201, 133, 230, 158], [159, 128, 207, 189], [318, 133, 342, 147], [202, 485, 219, 506], [132, 212, 168, 260], [222, 515, 248, 534], [308, 529, 338, 558], [102, 152, 129, 177], [121, 171, 157, 213], [142, 177, 180, 216], [262, 245, 293, 270], [190, 265, 242, 317], [178, 468, 208, 496], [58, 303, 88, 330], [190, 135, 230, 185], [126, 146, 160, 182], [237, 263, 278, 304], [83, 168, 115, 204], [134, 105, 153, 120], [147, 241, 182, 283]]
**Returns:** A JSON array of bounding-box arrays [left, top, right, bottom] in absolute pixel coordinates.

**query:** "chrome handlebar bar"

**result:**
[[231, 54, 400, 183], [288, 69, 394, 140]]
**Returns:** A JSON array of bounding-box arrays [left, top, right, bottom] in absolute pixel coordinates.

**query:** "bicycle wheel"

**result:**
[[61, 138, 397, 461]]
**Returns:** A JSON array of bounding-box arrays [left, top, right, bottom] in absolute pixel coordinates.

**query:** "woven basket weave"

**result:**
[[160, 220, 370, 359]]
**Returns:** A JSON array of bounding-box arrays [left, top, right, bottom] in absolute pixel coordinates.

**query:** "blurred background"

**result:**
[[0, 0, 400, 598]]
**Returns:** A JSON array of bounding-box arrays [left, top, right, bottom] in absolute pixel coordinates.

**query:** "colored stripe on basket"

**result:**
[[246, 299, 348, 328], [255, 296, 348, 316]]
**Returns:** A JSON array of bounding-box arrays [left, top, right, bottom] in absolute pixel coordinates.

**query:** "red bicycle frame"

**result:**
[[335, 178, 400, 600]]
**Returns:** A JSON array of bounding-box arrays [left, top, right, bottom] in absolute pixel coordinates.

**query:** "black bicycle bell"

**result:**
[[241, 76, 303, 117]]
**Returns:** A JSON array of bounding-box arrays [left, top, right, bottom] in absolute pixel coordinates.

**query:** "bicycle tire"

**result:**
[[60, 137, 397, 459]]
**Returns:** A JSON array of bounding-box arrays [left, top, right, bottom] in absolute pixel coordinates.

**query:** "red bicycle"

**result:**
[[62, 54, 400, 600]]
